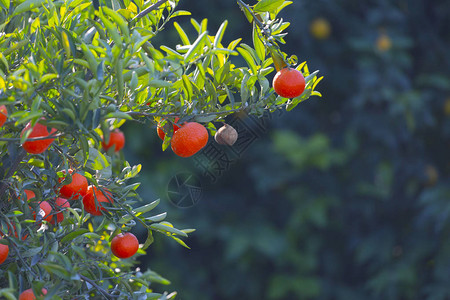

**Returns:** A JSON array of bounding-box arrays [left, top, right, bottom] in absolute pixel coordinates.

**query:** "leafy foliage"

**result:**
[[0, 0, 322, 298]]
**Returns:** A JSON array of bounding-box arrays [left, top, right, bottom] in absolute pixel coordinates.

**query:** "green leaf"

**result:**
[[142, 228, 154, 250], [148, 80, 172, 88], [253, 24, 265, 62], [213, 20, 228, 47], [105, 111, 132, 120], [145, 212, 167, 223], [237, 47, 257, 75], [254, 0, 285, 13], [171, 236, 190, 249], [134, 199, 160, 214], [150, 223, 188, 237], [195, 115, 217, 123], [61, 228, 90, 243], [102, 6, 129, 37], [184, 31, 208, 63], [173, 22, 190, 46], [21, 246, 43, 258], [12, 0, 46, 16]]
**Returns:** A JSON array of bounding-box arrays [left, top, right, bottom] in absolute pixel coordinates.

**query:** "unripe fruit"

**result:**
[[19, 288, 47, 300], [21, 119, 57, 154], [111, 232, 139, 259], [171, 122, 208, 157], [0, 239, 8, 265], [0, 105, 7, 127], [83, 185, 113, 216], [273, 68, 306, 99], [214, 124, 238, 146], [102, 129, 125, 152]]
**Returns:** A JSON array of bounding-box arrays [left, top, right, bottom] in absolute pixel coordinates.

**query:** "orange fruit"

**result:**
[[24, 190, 36, 201], [0, 239, 9, 265], [376, 33, 392, 52], [33, 201, 53, 223], [0, 105, 7, 127], [54, 197, 70, 224], [310, 17, 331, 40], [273, 68, 306, 98], [102, 129, 125, 152], [82, 186, 113, 216], [19, 288, 47, 300], [21, 119, 57, 154], [171, 122, 208, 157], [110, 232, 139, 259], [157, 117, 181, 140], [59, 170, 88, 200], [0, 223, 28, 240]]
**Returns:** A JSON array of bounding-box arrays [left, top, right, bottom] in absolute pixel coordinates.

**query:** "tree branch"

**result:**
[[131, 0, 169, 22]]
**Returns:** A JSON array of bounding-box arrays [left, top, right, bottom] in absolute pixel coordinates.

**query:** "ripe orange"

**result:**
[[82, 186, 113, 216], [24, 190, 36, 201], [0, 239, 9, 265], [102, 129, 125, 152], [110, 232, 139, 259], [171, 122, 208, 157], [33, 201, 53, 223], [54, 197, 70, 224], [21, 119, 57, 154], [19, 288, 47, 300], [59, 170, 88, 200], [157, 117, 181, 140], [0, 105, 7, 127], [273, 68, 306, 99]]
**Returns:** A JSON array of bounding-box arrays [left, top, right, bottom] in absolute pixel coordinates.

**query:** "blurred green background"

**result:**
[[124, 0, 450, 299]]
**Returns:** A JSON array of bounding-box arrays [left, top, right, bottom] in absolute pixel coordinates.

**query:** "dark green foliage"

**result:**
[[127, 0, 450, 299]]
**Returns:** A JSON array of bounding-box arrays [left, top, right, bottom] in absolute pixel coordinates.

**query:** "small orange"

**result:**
[[24, 190, 36, 201], [54, 197, 70, 224], [19, 288, 47, 300], [82, 186, 113, 216], [59, 170, 88, 200], [171, 122, 208, 157], [0, 105, 7, 127], [273, 68, 306, 99], [102, 129, 125, 152], [21, 119, 57, 154], [110, 232, 139, 259], [0, 238, 9, 265], [157, 117, 181, 140], [33, 201, 53, 223]]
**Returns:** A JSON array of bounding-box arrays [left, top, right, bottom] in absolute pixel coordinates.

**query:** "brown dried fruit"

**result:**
[[214, 124, 238, 146]]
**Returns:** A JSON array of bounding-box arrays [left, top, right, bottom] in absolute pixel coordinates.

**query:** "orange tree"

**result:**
[[0, 0, 322, 298]]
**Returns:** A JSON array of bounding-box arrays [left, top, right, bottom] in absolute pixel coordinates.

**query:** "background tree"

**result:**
[[127, 0, 450, 300]]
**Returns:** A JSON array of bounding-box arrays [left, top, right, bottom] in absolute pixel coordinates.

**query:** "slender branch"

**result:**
[[131, 0, 169, 22], [80, 274, 120, 299], [0, 132, 63, 142], [127, 106, 249, 119]]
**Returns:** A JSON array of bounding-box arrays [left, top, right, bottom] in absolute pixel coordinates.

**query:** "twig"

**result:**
[[131, 0, 169, 22], [127, 106, 249, 119], [80, 274, 120, 299]]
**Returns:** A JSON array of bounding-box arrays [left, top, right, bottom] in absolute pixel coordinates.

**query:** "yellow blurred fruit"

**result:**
[[310, 18, 331, 40], [425, 165, 438, 186], [376, 33, 392, 52], [444, 98, 450, 116]]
